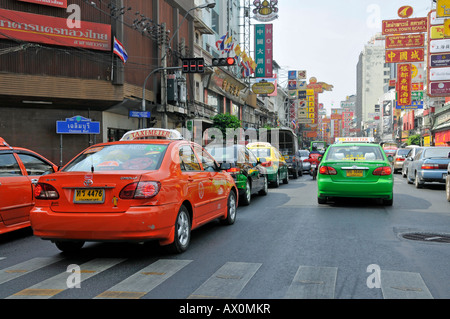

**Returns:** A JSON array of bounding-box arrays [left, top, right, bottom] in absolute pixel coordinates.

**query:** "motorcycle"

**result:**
[[307, 154, 322, 180], [310, 162, 318, 180]]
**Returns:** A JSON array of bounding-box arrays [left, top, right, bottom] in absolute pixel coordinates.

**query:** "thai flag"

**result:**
[[291, 119, 297, 128], [113, 37, 128, 63]]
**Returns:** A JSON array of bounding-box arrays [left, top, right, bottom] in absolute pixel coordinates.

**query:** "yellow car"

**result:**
[[247, 142, 289, 187]]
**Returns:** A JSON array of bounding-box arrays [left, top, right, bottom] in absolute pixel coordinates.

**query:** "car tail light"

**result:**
[[319, 166, 337, 175], [396, 158, 405, 162], [373, 166, 392, 176], [119, 181, 160, 199], [261, 161, 272, 167], [34, 183, 59, 199], [421, 163, 439, 170], [226, 167, 240, 173]]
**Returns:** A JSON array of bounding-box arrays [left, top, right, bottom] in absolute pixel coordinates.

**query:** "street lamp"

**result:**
[[142, 2, 216, 129]]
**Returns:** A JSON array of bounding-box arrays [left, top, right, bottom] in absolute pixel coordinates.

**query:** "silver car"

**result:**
[[298, 149, 310, 173], [393, 148, 410, 173], [401, 146, 422, 178]]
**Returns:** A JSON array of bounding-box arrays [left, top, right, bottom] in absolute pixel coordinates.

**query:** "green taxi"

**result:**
[[317, 143, 394, 205], [247, 142, 289, 187]]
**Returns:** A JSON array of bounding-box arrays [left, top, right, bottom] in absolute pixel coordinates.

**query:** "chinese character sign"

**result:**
[[254, 24, 273, 78], [397, 64, 412, 106], [385, 48, 424, 63]]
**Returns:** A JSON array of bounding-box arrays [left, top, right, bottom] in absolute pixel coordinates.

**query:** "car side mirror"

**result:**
[[219, 162, 232, 170], [387, 155, 394, 162], [318, 156, 323, 162]]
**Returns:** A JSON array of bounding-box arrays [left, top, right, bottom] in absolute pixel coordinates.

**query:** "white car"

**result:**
[[298, 150, 310, 173]]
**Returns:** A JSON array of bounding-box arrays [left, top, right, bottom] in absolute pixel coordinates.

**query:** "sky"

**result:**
[[270, 0, 433, 114]]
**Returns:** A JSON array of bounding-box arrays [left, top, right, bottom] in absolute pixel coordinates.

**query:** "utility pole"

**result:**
[[160, 22, 168, 129]]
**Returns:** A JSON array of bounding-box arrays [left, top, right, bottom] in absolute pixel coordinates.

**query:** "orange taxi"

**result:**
[[30, 128, 238, 253], [0, 137, 58, 234]]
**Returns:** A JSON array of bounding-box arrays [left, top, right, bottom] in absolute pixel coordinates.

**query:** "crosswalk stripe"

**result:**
[[380, 270, 433, 299], [8, 258, 125, 299], [95, 259, 192, 299], [0, 257, 62, 285], [188, 262, 262, 299], [284, 266, 338, 299]]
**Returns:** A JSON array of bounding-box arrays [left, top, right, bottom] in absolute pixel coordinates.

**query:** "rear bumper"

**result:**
[[30, 204, 179, 244], [418, 170, 447, 183], [318, 178, 393, 199]]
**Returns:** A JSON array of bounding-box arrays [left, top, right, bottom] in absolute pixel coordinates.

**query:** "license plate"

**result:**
[[74, 189, 104, 203], [311, 164, 317, 168], [346, 170, 363, 177]]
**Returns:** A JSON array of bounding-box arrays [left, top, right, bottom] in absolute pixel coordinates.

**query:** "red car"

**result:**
[[30, 128, 238, 253], [0, 137, 58, 234]]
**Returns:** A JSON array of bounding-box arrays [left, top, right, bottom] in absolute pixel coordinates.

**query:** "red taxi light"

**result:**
[[319, 166, 337, 175], [421, 164, 439, 170], [226, 167, 241, 173], [34, 183, 59, 199], [119, 181, 161, 199], [373, 166, 392, 176], [261, 161, 272, 167]]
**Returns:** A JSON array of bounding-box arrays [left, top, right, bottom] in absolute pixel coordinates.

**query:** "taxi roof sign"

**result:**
[[334, 137, 375, 144], [120, 128, 183, 141]]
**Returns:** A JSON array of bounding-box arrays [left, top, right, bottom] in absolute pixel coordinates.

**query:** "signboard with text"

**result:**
[[397, 64, 412, 106], [385, 48, 424, 63], [0, 8, 111, 51], [254, 24, 273, 78], [382, 17, 427, 35], [18, 0, 67, 8], [385, 34, 424, 49]]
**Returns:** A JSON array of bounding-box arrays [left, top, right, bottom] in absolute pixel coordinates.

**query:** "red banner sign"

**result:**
[[385, 48, 425, 63], [397, 64, 412, 106], [382, 17, 428, 35], [0, 8, 111, 51], [18, 0, 67, 9], [385, 34, 425, 49]]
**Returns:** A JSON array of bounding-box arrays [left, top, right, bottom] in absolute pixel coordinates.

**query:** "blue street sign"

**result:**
[[56, 116, 100, 134], [129, 111, 151, 118], [395, 100, 424, 109]]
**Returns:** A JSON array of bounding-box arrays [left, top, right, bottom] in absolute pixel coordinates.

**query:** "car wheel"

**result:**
[[402, 168, 407, 178], [283, 170, 289, 184], [55, 241, 85, 253], [446, 177, 450, 202], [382, 196, 393, 206], [318, 197, 326, 204], [414, 172, 422, 188], [258, 175, 268, 196], [166, 205, 191, 254], [272, 173, 280, 188], [292, 168, 298, 179], [221, 190, 237, 225], [407, 173, 413, 184], [240, 179, 251, 206]]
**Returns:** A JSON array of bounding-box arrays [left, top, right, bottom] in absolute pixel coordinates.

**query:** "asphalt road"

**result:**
[[1, 172, 449, 302]]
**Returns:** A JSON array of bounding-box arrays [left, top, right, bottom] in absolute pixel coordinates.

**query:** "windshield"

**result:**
[[423, 147, 450, 158], [397, 149, 410, 156], [63, 144, 168, 172], [299, 150, 309, 157], [326, 145, 384, 161]]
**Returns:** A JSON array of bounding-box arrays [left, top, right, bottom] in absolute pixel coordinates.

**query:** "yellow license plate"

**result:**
[[346, 170, 363, 177], [74, 189, 104, 203]]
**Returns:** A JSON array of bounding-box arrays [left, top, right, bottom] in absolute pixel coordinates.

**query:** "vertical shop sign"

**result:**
[[254, 24, 273, 77], [397, 64, 412, 106]]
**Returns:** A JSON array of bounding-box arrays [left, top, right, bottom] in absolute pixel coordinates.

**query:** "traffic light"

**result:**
[[181, 58, 205, 73], [212, 57, 236, 67]]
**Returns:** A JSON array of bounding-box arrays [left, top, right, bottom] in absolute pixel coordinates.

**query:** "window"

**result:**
[[193, 145, 216, 172], [17, 153, 55, 176], [0, 153, 22, 176], [179, 145, 201, 171]]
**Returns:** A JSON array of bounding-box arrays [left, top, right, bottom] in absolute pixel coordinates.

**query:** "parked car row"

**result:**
[[1, 130, 293, 254]]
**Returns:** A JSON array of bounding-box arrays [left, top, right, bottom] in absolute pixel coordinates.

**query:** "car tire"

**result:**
[[166, 205, 191, 254], [292, 168, 298, 179], [55, 241, 85, 253], [283, 170, 289, 184], [258, 175, 268, 196], [407, 173, 413, 184], [221, 190, 237, 225], [240, 179, 251, 206], [272, 173, 280, 188], [414, 172, 422, 189], [318, 197, 326, 204], [446, 176, 450, 202], [382, 197, 393, 206]]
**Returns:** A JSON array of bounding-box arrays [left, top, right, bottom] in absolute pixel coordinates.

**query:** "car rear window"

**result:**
[[326, 145, 384, 161], [63, 144, 168, 172], [249, 148, 271, 158], [424, 147, 450, 158], [397, 149, 410, 156]]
